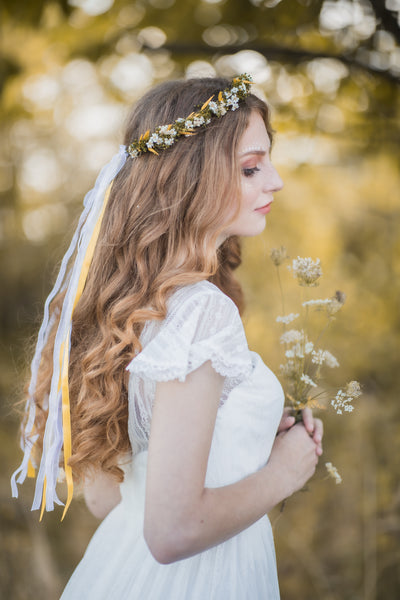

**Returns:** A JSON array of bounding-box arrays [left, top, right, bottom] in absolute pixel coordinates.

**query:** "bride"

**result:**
[[12, 74, 323, 599]]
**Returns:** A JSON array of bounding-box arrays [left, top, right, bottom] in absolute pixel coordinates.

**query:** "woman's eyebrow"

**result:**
[[238, 147, 269, 157]]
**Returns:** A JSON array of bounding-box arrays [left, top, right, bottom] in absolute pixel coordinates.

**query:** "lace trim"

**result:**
[[128, 341, 253, 382]]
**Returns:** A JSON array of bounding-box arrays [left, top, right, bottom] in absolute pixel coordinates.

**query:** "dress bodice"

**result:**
[[125, 280, 284, 486]]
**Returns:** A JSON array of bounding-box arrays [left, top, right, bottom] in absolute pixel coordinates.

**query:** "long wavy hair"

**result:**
[[27, 77, 273, 484]]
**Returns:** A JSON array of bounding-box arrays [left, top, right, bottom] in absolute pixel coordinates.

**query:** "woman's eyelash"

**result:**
[[242, 166, 260, 177]]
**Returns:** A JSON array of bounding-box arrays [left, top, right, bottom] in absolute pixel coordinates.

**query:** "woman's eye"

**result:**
[[242, 166, 260, 177]]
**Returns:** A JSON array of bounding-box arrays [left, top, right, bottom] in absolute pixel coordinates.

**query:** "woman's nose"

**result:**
[[263, 164, 283, 193]]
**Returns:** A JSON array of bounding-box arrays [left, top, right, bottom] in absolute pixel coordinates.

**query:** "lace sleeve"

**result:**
[[126, 282, 253, 401]]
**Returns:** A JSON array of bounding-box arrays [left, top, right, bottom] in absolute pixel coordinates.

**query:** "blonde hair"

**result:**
[[27, 77, 273, 483]]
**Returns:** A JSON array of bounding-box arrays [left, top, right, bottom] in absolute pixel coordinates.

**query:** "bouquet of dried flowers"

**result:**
[[270, 246, 362, 484]]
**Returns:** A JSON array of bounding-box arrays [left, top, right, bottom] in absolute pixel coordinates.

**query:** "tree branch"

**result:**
[[150, 42, 400, 85], [369, 0, 400, 45]]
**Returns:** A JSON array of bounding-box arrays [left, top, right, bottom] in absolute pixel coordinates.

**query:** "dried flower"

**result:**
[[345, 381, 362, 397], [325, 462, 342, 484], [280, 329, 303, 344], [334, 290, 346, 304], [311, 349, 339, 368], [302, 298, 332, 308], [324, 351, 340, 368], [331, 380, 361, 414], [280, 360, 296, 378], [285, 340, 314, 359], [303, 291, 346, 317], [271, 249, 361, 498], [276, 313, 299, 324], [270, 246, 288, 267], [300, 373, 317, 388], [290, 257, 322, 287]]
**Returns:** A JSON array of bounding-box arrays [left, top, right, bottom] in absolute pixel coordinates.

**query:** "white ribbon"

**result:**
[[11, 146, 128, 512]]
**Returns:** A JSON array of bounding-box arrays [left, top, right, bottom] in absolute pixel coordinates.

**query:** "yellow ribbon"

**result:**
[[27, 459, 35, 478], [40, 182, 114, 520]]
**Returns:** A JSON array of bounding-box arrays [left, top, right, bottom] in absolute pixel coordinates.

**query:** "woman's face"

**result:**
[[219, 111, 283, 243]]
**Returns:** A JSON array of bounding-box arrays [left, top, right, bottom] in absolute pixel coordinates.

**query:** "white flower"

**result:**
[[280, 329, 303, 344], [147, 133, 162, 148], [208, 101, 219, 115], [290, 257, 322, 287], [303, 295, 344, 315], [303, 299, 331, 307], [311, 349, 325, 365], [193, 116, 205, 127], [231, 86, 238, 93], [331, 380, 361, 414], [325, 462, 342, 484], [164, 138, 174, 146], [311, 349, 339, 368], [176, 118, 185, 123], [276, 313, 299, 325], [301, 373, 317, 387], [280, 361, 296, 377], [185, 119, 193, 128], [226, 94, 239, 106], [305, 341, 314, 354], [158, 126, 176, 137], [324, 350, 339, 368], [285, 343, 304, 359]]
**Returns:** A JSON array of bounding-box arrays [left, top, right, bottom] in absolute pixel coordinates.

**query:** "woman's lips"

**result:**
[[254, 202, 272, 214]]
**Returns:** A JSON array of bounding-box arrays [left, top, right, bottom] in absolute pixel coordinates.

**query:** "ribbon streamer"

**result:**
[[11, 146, 128, 517]]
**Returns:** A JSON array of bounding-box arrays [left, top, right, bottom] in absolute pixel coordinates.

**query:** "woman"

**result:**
[[12, 74, 323, 599]]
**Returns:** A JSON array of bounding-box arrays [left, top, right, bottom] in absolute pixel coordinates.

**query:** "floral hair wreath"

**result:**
[[127, 73, 253, 158]]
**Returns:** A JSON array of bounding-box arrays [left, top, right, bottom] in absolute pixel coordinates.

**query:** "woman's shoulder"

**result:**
[[129, 280, 251, 385], [139, 280, 243, 351], [167, 280, 239, 316]]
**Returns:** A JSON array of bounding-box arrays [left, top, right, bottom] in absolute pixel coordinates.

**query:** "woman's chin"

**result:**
[[239, 219, 267, 238]]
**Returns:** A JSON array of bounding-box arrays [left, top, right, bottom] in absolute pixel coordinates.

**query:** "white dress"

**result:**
[[61, 280, 284, 599]]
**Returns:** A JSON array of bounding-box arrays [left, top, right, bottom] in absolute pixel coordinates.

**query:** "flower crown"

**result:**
[[127, 73, 253, 158]]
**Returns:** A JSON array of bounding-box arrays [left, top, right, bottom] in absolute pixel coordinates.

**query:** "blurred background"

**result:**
[[1, 0, 399, 598]]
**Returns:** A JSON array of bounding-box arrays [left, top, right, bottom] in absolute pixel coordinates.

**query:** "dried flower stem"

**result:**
[[275, 265, 286, 327]]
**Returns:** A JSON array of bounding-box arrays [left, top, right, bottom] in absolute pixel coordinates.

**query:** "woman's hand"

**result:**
[[276, 408, 295, 433], [277, 407, 323, 456], [267, 420, 321, 499], [300, 406, 323, 457]]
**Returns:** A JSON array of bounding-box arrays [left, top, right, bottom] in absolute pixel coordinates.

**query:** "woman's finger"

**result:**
[[302, 407, 314, 435], [313, 418, 324, 443], [277, 413, 295, 433]]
